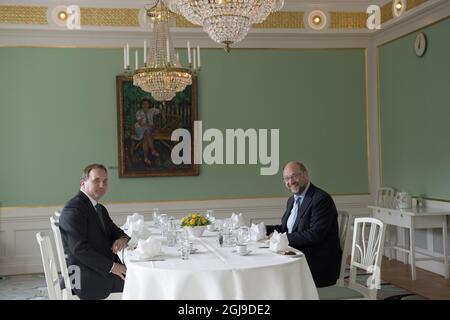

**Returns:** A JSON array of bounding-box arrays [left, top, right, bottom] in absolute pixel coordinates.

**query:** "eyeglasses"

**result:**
[[283, 172, 302, 182]]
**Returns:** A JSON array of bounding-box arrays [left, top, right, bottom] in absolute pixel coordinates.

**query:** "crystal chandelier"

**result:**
[[169, 0, 284, 52], [131, 0, 194, 101]]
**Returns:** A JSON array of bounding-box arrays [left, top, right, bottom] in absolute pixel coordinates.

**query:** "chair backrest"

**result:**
[[50, 216, 74, 299], [349, 217, 386, 299], [336, 210, 351, 285], [337, 210, 350, 249], [54, 210, 61, 221], [376, 187, 395, 207], [50, 216, 116, 300], [36, 232, 63, 300]]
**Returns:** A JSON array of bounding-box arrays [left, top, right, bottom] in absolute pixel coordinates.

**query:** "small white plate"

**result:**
[[278, 250, 303, 258]]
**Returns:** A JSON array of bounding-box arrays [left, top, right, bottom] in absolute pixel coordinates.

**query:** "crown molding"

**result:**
[[0, 27, 372, 48], [0, 0, 446, 48], [373, 0, 449, 45]]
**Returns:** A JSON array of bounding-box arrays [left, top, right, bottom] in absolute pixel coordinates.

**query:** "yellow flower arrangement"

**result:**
[[181, 213, 211, 227]]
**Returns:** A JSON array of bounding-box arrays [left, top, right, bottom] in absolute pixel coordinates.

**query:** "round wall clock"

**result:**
[[414, 32, 427, 57]]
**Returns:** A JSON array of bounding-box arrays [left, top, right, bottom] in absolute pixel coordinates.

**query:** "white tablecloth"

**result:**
[[122, 228, 318, 300]]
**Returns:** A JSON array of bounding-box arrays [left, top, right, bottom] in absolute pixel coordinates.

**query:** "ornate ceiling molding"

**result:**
[[0, 0, 434, 30], [0, 0, 446, 48], [0, 5, 47, 25]]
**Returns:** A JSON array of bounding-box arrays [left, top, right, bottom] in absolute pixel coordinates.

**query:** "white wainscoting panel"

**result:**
[[2, 196, 448, 277], [0, 195, 371, 275]]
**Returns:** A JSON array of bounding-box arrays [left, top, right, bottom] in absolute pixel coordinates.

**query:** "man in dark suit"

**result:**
[[59, 164, 130, 300], [267, 161, 342, 288]]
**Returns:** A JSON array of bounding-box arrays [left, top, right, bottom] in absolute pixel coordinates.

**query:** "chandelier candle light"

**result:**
[[170, 0, 284, 52], [122, 0, 200, 102]]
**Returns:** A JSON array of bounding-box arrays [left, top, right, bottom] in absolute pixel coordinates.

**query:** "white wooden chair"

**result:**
[[376, 187, 396, 260], [50, 216, 78, 300], [318, 217, 386, 300], [337, 210, 351, 286], [36, 232, 63, 300], [50, 216, 122, 300], [376, 187, 395, 207], [54, 210, 61, 221]]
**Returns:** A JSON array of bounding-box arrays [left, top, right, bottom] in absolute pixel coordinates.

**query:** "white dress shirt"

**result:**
[[286, 182, 310, 233]]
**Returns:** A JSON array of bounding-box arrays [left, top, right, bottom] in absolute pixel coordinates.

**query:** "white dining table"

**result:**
[[121, 225, 318, 300]]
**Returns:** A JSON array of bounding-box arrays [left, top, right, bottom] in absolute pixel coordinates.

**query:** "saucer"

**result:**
[[177, 248, 198, 254], [232, 249, 252, 256]]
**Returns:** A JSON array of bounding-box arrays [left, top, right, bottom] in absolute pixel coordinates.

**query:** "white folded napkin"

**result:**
[[250, 222, 267, 241], [122, 212, 144, 229], [231, 212, 245, 228], [125, 219, 151, 246], [133, 236, 162, 259], [269, 230, 289, 252]]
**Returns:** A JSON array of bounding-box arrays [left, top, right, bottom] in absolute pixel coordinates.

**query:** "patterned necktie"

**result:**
[[287, 196, 301, 234], [95, 204, 106, 231]]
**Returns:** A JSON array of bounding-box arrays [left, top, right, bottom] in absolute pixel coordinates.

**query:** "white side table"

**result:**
[[369, 205, 450, 280]]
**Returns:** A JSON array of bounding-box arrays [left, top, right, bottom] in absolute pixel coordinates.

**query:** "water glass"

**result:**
[[159, 214, 169, 236], [175, 229, 185, 245], [222, 227, 236, 247], [166, 217, 177, 247], [166, 230, 176, 247], [206, 209, 215, 222], [180, 240, 190, 260], [153, 208, 160, 227], [207, 213, 216, 231], [237, 226, 250, 245]]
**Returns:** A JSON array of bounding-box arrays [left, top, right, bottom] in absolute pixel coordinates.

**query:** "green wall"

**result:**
[[379, 18, 450, 200], [0, 47, 368, 206]]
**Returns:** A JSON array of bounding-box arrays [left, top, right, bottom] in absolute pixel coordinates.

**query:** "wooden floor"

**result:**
[[381, 258, 450, 300]]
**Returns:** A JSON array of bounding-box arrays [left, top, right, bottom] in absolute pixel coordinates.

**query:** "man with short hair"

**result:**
[[267, 161, 342, 288], [59, 164, 129, 299]]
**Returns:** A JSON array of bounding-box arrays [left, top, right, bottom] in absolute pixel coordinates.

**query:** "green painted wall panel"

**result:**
[[0, 47, 368, 206], [379, 18, 450, 200]]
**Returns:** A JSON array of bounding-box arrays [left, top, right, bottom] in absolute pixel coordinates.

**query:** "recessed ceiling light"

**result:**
[[58, 11, 68, 21]]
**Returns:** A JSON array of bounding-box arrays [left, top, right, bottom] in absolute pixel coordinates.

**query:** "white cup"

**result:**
[[236, 244, 248, 255]]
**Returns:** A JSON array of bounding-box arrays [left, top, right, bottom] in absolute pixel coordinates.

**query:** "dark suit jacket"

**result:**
[[59, 191, 129, 300], [267, 183, 342, 288]]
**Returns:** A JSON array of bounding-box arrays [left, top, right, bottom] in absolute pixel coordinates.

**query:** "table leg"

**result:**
[[386, 226, 392, 260], [443, 216, 449, 279], [402, 227, 408, 264], [410, 217, 416, 280]]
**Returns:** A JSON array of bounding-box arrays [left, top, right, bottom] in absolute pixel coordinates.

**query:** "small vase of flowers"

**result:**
[[181, 213, 211, 237]]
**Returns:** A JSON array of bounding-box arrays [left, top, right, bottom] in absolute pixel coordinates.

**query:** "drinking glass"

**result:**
[[205, 210, 216, 230], [166, 217, 177, 247], [159, 214, 169, 236], [237, 226, 250, 245], [153, 208, 160, 227], [205, 209, 215, 221], [222, 219, 235, 247], [180, 240, 190, 260]]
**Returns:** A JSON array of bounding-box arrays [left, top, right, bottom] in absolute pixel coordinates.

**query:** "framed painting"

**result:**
[[116, 75, 199, 177]]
